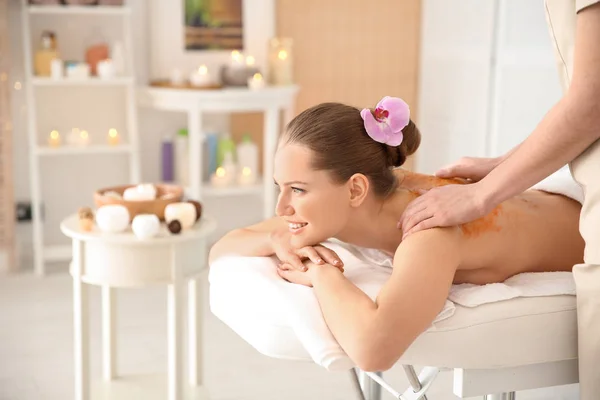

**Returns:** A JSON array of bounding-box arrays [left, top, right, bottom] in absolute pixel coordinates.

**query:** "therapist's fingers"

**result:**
[[402, 216, 438, 240], [401, 209, 435, 238], [397, 199, 428, 230]]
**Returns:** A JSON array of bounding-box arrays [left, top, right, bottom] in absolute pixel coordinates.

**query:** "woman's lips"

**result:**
[[288, 222, 308, 234]]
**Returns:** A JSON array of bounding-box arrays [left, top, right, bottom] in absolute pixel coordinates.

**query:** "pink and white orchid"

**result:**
[[360, 96, 410, 146]]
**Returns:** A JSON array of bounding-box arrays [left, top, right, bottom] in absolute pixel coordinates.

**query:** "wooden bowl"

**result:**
[[93, 183, 184, 221]]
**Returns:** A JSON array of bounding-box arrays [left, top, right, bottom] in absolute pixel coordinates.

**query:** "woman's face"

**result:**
[[273, 143, 352, 248]]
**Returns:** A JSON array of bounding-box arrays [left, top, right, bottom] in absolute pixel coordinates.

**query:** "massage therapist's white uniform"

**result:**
[[545, 1, 600, 398]]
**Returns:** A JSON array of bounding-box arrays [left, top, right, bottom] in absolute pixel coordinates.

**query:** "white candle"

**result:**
[[238, 166, 257, 185], [230, 50, 245, 68], [245, 55, 255, 66], [170, 68, 184, 85], [247, 73, 265, 90], [97, 59, 116, 80], [48, 130, 60, 147], [189, 64, 211, 87], [51, 58, 63, 80], [210, 167, 232, 187], [107, 128, 120, 146], [78, 130, 90, 146], [108, 128, 120, 146], [67, 128, 80, 146]]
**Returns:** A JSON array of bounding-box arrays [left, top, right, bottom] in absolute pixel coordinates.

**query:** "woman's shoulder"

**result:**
[[393, 168, 468, 191]]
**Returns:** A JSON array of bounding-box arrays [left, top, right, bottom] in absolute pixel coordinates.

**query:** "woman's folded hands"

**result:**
[[270, 229, 344, 286]]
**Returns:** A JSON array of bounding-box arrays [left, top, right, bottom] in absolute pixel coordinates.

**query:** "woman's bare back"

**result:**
[[396, 170, 584, 284]]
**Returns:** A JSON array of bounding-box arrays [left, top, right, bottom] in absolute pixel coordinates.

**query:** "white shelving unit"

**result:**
[[138, 86, 299, 219], [20, 0, 141, 276]]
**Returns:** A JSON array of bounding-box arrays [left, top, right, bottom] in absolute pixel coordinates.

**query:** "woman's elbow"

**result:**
[[354, 352, 398, 373], [352, 341, 408, 373], [208, 231, 235, 265]]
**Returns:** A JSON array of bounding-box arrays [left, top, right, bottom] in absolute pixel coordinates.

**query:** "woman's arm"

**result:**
[[305, 228, 460, 372], [208, 217, 286, 264]]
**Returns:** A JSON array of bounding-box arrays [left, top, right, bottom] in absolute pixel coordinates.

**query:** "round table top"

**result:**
[[60, 213, 218, 246]]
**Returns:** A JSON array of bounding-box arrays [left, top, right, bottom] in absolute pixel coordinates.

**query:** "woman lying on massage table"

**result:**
[[208, 97, 584, 372]]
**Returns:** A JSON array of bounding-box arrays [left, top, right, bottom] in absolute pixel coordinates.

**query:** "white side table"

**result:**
[[60, 214, 217, 400]]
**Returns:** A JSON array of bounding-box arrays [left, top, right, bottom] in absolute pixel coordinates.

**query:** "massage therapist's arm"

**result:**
[[481, 6, 600, 206], [208, 217, 286, 264], [401, 6, 600, 237], [307, 228, 460, 372]]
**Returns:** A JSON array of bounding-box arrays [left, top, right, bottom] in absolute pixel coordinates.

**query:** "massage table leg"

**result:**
[[484, 394, 516, 400], [358, 370, 382, 400], [350, 369, 367, 400]]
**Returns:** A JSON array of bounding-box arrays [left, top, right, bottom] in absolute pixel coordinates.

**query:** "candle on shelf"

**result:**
[[237, 134, 259, 184], [247, 72, 265, 90], [238, 166, 257, 185], [50, 58, 63, 80], [97, 59, 116, 80], [245, 55, 255, 66], [79, 130, 90, 146], [67, 128, 80, 146], [107, 128, 120, 146], [230, 50, 245, 68], [268, 38, 294, 85], [210, 167, 231, 187], [170, 68, 184, 86], [189, 64, 211, 87], [48, 130, 60, 147]]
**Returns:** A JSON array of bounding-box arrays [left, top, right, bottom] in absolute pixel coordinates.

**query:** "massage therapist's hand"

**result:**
[[435, 156, 502, 182], [270, 229, 344, 272], [399, 181, 494, 239]]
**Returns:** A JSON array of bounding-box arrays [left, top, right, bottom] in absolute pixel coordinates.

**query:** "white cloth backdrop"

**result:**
[[415, 0, 563, 174]]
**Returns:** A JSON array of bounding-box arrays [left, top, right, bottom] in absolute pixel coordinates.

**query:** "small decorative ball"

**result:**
[[187, 200, 202, 221], [168, 219, 182, 234], [131, 214, 160, 239], [96, 205, 130, 233], [164, 202, 196, 230], [78, 207, 94, 220]]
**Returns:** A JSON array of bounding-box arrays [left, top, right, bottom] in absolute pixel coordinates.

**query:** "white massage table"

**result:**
[[211, 270, 578, 400], [357, 294, 578, 400]]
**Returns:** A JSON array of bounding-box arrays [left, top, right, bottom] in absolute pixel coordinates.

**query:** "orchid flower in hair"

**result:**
[[360, 96, 410, 146]]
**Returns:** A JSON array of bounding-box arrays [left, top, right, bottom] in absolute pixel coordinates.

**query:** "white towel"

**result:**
[[529, 164, 583, 203], [209, 241, 455, 371], [448, 272, 575, 307]]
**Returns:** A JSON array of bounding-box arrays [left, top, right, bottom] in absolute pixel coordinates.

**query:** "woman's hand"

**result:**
[[270, 229, 344, 272], [435, 156, 502, 182], [277, 260, 341, 287]]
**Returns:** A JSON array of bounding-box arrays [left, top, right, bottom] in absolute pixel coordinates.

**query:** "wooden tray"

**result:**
[[149, 79, 224, 91]]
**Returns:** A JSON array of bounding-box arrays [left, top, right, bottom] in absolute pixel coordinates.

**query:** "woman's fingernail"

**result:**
[[333, 260, 340, 265], [317, 258, 323, 264]]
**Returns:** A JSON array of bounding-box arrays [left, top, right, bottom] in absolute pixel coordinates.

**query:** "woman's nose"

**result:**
[[275, 194, 293, 217]]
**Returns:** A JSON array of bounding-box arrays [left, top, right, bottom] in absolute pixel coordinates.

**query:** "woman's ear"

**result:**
[[348, 173, 369, 207]]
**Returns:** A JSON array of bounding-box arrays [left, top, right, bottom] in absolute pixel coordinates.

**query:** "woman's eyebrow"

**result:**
[[273, 179, 308, 186], [284, 180, 308, 186]]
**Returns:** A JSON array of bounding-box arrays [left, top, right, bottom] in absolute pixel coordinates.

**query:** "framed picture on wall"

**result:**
[[184, 0, 244, 50]]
